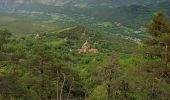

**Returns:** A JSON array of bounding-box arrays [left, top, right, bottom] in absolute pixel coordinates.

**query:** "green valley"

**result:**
[[0, 0, 170, 100]]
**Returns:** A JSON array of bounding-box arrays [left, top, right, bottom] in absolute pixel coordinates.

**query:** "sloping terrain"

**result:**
[[1, 0, 169, 29]]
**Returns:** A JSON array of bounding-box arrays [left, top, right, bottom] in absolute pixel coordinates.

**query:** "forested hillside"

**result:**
[[0, 12, 170, 99], [0, 0, 170, 100]]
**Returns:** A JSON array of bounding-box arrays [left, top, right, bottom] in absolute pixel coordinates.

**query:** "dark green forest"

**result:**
[[0, 11, 170, 100]]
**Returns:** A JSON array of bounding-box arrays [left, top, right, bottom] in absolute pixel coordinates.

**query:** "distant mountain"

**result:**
[[0, 0, 169, 28], [0, 0, 168, 9], [27, 0, 169, 7], [71, 0, 170, 28], [68, 0, 168, 7]]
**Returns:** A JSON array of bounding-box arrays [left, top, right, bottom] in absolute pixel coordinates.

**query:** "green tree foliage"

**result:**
[[143, 11, 170, 74], [0, 29, 11, 50], [0, 29, 29, 99], [141, 11, 170, 99], [0, 73, 28, 99], [89, 52, 120, 100], [101, 52, 119, 100], [0, 15, 170, 99]]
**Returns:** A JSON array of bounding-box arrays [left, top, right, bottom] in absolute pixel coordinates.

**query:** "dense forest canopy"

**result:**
[[0, 0, 170, 100]]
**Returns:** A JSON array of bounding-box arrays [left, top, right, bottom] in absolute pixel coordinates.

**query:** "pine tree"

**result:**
[[0, 29, 29, 99], [100, 52, 119, 100], [27, 44, 53, 100], [141, 11, 170, 99], [143, 11, 170, 76]]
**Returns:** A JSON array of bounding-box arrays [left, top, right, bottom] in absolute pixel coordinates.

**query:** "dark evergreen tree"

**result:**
[[141, 11, 170, 99], [100, 52, 119, 100], [27, 43, 53, 100], [143, 11, 170, 76]]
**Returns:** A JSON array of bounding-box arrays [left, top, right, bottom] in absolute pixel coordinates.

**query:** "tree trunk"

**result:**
[[57, 70, 59, 100], [160, 43, 169, 78], [107, 75, 112, 100], [40, 58, 45, 100], [107, 84, 111, 100], [60, 73, 66, 100], [164, 44, 168, 71], [67, 78, 74, 100]]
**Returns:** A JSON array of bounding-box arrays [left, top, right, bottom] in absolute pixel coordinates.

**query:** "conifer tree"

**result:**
[[141, 12, 170, 99], [100, 52, 119, 100], [28, 44, 53, 100], [143, 11, 170, 76]]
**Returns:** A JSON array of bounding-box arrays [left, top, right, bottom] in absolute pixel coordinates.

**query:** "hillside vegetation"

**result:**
[[1, 0, 170, 29], [0, 11, 170, 99], [0, 0, 170, 99]]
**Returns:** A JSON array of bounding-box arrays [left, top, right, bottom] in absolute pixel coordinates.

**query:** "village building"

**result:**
[[78, 41, 98, 54]]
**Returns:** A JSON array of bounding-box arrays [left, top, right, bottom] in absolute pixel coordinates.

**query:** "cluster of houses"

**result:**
[[77, 41, 98, 54], [120, 35, 142, 44], [126, 36, 141, 44]]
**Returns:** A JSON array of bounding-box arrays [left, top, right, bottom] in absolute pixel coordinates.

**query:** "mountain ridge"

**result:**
[[0, 0, 168, 9]]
